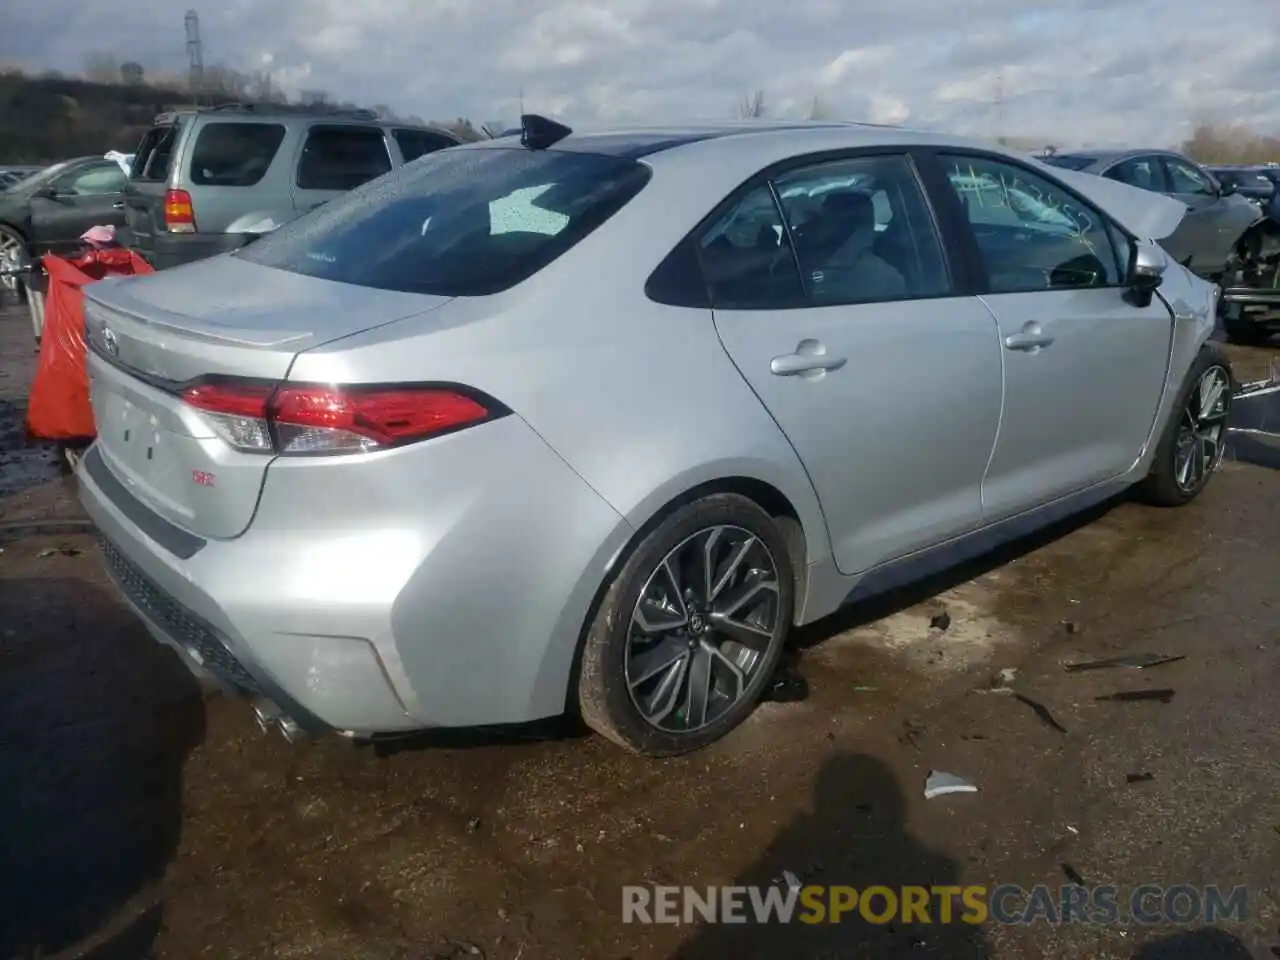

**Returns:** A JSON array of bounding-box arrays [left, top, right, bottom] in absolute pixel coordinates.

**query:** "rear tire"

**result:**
[[1134, 347, 1232, 507], [577, 493, 794, 757]]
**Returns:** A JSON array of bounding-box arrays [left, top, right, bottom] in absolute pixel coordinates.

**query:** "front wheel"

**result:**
[[1134, 348, 1232, 507], [577, 494, 795, 756]]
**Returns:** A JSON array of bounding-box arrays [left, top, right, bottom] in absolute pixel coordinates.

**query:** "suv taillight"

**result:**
[[163, 188, 196, 233], [180, 378, 502, 455]]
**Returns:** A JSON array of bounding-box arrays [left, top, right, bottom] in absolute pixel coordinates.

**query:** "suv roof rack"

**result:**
[[151, 102, 382, 121]]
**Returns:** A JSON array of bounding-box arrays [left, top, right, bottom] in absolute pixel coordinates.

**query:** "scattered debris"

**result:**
[[35, 544, 81, 558], [1066, 825, 1079, 835], [977, 667, 1018, 695], [929, 611, 952, 632], [465, 817, 481, 834], [782, 870, 802, 892], [1064, 653, 1185, 672], [1014, 693, 1068, 734], [899, 718, 926, 751], [852, 685, 879, 693], [1061, 863, 1086, 885], [1062, 620, 1080, 635], [1096, 689, 1176, 704], [924, 771, 978, 799], [762, 667, 809, 703], [1126, 772, 1155, 784]]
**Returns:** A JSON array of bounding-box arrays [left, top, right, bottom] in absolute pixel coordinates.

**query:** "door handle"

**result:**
[[112, 201, 124, 209], [1004, 322, 1055, 352], [770, 339, 847, 377]]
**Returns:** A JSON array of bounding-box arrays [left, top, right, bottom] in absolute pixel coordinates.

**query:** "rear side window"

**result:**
[[132, 123, 182, 182], [296, 125, 392, 191], [240, 147, 652, 296], [189, 122, 286, 186], [394, 129, 457, 163]]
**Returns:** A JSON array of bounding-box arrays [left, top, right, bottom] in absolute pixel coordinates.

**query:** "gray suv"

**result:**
[[124, 104, 461, 269]]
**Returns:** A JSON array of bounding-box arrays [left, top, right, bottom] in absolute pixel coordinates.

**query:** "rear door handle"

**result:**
[[770, 339, 847, 377], [1004, 322, 1055, 352]]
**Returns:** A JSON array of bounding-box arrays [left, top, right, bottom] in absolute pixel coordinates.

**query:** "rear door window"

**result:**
[[189, 122, 286, 186], [393, 128, 458, 163], [296, 125, 392, 191], [241, 147, 651, 296], [132, 123, 183, 182], [56, 161, 128, 195], [1105, 156, 1164, 192]]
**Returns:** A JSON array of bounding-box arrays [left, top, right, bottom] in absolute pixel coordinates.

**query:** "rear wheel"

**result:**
[[1135, 348, 1232, 507], [0, 225, 28, 300], [577, 494, 794, 756]]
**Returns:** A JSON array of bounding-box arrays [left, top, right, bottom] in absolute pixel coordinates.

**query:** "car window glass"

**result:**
[[241, 147, 651, 297], [393, 129, 457, 163], [695, 185, 804, 309], [942, 154, 1122, 293], [132, 123, 181, 182], [58, 163, 127, 195], [774, 154, 949, 305], [296, 126, 392, 191], [1164, 158, 1214, 197], [1105, 157, 1161, 192], [189, 122, 286, 186]]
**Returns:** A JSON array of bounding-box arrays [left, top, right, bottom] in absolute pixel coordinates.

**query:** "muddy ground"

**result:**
[[0, 298, 1277, 960]]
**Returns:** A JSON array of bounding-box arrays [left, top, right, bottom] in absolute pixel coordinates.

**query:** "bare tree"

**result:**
[[807, 94, 832, 121], [203, 64, 250, 100], [83, 52, 120, 84], [120, 61, 145, 85], [299, 89, 331, 106], [246, 71, 287, 104], [736, 89, 766, 119], [441, 117, 484, 141]]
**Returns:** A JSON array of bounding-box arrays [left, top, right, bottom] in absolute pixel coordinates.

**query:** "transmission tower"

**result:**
[[185, 10, 205, 101], [994, 71, 1006, 144]]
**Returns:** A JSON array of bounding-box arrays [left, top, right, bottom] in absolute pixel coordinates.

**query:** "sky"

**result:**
[[2, 0, 1278, 148]]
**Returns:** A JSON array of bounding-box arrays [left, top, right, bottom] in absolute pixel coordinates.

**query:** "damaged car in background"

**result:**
[[1043, 148, 1279, 344], [77, 117, 1231, 757]]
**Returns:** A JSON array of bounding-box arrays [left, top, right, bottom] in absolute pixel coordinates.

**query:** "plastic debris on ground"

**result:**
[[1126, 772, 1155, 783], [929, 610, 952, 632], [1063, 653, 1186, 672], [782, 870, 802, 892], [762, 666, 809, 703], [1061, 863, 1086, 885], [1013, 692, 1068, 733], [924, 770, 978, 799]]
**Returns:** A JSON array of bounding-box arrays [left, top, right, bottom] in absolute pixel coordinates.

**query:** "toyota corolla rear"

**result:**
[[77, 143, 652, 737]]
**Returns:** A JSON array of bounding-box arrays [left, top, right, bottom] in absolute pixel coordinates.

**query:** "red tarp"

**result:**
[[26, 249, 154, 441]]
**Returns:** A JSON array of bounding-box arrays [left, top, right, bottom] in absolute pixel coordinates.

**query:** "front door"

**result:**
[[935, 152, 1174, 521], [30, 160, 129, 255], [705, 152, 1004, 576]]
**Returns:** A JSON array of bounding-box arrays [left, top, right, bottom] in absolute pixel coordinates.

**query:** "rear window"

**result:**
[[296, 125, 392, 191], [393, 128, 458, 162], [1041, 154, 1097, 171], [189, 122, 286, 186], [239, 147, 652, 296], [132, 122, 183, 182]]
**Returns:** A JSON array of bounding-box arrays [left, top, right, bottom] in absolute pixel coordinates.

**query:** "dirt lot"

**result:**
[[0, 298, 1277, 960]]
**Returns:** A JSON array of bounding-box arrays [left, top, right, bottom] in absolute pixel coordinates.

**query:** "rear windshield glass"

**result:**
[[133, 122, 183, 181], [239, 147, 652, 296], [1040, 154, 1097, 171], [189, 122, 286, 186]]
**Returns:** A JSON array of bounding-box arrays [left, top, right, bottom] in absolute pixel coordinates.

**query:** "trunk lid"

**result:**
[[84, 255, 451, 539]]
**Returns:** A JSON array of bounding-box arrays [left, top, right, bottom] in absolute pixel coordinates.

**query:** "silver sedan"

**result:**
[[77, 116, 1231, 756]]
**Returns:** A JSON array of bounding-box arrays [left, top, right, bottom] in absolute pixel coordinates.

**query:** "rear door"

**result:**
[[706, 151, 1003, 575], [933, 151, 1173, 519], [182, 119, 290, 233], [123, 119, 186, 254], [29, 160, 129, 254], [290, 124, 393, 214]]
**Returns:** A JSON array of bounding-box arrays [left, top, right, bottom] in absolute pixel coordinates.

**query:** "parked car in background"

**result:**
[[123, 103, 463, 270], [1044, 149, 1277, 343], [1, 166, 44, 190], [79, 116, 1229, 756], [1207, 164, 1280, 221], [0, 156, 129, 294]]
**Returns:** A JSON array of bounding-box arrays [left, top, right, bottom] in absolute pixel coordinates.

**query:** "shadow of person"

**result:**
[[670, 753, 992, 959], [0, 575, 206, 958], [1130, 927, 1256, 959]]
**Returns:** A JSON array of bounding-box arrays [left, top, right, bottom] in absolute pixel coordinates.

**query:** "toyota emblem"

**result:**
[[102, 326, 119, 357]]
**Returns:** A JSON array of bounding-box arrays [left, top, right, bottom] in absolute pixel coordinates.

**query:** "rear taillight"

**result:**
[[163, 188, 196, 233], [180, 379, 501, 455]]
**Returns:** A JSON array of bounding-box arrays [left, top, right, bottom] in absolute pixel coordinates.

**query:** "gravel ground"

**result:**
[[0, 298, 1277, 960]]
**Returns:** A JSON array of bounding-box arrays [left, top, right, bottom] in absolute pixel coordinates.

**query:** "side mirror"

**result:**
[[1126, 242, 1167, 305], [1219, 180, 1237, 197]]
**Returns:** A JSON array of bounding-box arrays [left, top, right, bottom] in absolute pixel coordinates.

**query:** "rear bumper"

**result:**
[[129, 230, 248, 271], [76, 414, 633, 736]]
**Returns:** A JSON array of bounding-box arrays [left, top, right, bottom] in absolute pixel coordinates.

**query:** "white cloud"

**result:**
[[1, 0, 1277, 147]]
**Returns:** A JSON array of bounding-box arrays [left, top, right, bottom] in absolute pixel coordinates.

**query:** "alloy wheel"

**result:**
[[0, 231, 26, 294], [624, 525, 782, 733], [1174, 365, 1230, 493]]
